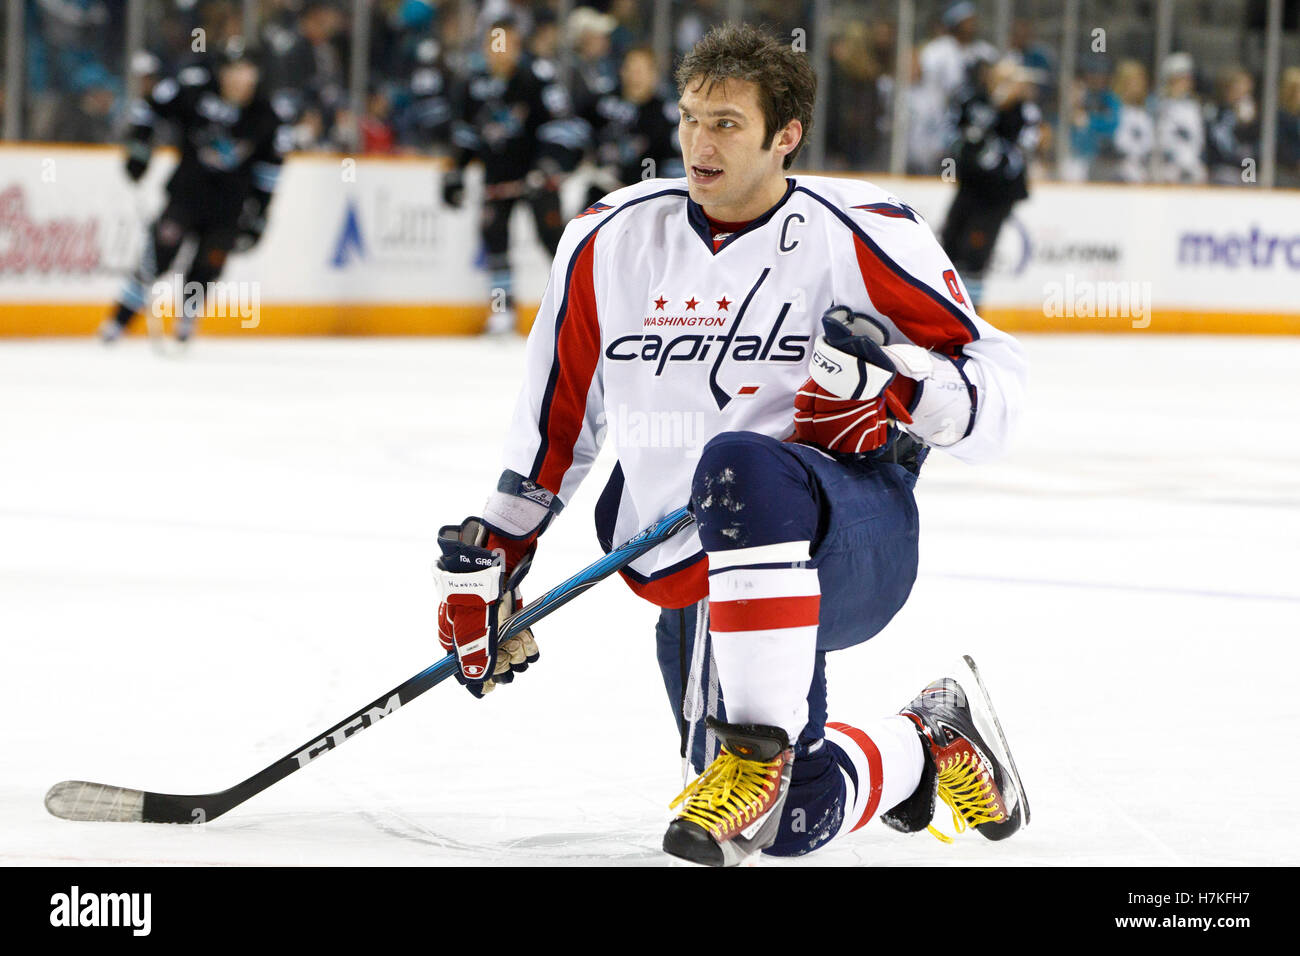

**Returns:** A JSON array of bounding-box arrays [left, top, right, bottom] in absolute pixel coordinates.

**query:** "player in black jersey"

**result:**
[[939, 58, 1041, 310], [583, 46, 685, 206], [397, 38, 455, 150], [100, 39, 293, 344], [442, 19, 590, 335]]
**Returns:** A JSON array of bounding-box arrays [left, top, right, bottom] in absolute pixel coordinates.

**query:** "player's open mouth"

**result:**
[[691, 165, 723, 184]]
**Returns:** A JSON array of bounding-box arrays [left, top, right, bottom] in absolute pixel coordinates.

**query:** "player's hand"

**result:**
[[124, 143, 150, 183], [524, 158, 564, 197], [792, 306, 914, 455], [433, 517, 539, 698], [442, 169, 465, 209]]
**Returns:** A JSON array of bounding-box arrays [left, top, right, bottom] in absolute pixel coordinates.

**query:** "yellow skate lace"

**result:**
[[927, 749, 1005, 844], [669, 750, 781, 839]]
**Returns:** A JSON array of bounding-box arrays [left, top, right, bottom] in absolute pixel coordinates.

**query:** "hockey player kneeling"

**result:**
[[434, 24, 1030, 866]]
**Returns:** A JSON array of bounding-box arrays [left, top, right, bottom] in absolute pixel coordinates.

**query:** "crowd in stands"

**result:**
[[4, 0, 1299, 187]]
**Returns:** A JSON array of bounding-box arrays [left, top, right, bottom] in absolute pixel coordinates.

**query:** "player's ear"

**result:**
[[773, 119, 802, 161]]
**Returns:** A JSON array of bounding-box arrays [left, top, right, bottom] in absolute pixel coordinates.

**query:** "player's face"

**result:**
[[487, 29, 521, 77], [220, 61, 259, 106], [677, 77, 800, 219], [621, 51, 658, 103]]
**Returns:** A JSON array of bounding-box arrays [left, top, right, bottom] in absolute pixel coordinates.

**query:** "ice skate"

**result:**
[[484, 307, 517, 337], [663, 718, 793, 867], [174, 312, 198, 345], [98, 315, 128, 344], [884, 654, 1030, 842]]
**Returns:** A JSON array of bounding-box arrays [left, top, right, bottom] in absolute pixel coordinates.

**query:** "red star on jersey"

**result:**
[[654, 296, 667, 310], [685, 297, 699, 310], [716, 297, 731, 310]]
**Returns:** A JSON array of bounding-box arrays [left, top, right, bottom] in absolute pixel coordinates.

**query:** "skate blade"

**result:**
[[956, 654, 1031, 831]]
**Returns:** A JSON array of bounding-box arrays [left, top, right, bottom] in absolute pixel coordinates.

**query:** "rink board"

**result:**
[[1, 145, 1298, 336]]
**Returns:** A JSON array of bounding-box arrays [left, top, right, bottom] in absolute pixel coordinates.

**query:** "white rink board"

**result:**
[[0, 334, 1296, 866], [3, 146, 1300, 318]]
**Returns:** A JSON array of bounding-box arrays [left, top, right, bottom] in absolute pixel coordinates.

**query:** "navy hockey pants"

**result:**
[[654, 431, 922, 857]]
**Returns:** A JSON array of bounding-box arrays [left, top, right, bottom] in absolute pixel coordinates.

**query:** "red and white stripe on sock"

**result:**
[[825, 716, 925, 835], [706, 540, 820, 744]]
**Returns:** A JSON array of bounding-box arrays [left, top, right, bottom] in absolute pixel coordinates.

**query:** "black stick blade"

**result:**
[[45, 781, 145, 823]]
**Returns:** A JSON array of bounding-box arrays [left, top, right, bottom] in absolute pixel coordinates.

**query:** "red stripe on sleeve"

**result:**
[[826, 721, 884, 831], [621, 557, 709, 609], [852, 235, 974, 355], [536, 235, 601, 494], [709, 594, 821, 632]]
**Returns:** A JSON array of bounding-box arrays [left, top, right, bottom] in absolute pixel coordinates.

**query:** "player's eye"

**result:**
[[681, 112, 696, 123], [718, 120, 736, 129]]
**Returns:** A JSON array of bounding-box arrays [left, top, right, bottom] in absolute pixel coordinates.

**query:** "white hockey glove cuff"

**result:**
[[882, 345, 977, 447], [482, 471, 559, 539]]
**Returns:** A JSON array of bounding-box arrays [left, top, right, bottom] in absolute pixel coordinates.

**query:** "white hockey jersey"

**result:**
[[489, 175, 1026, 608]]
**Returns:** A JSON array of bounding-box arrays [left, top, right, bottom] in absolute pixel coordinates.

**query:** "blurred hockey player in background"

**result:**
[[399, 38, 455, 149], [583, 46, 685, 206], [443, 18, 589, 335], [432, 24, 1030, 866], [100, 38, 291, 344], [939, 56, 1041, 311]]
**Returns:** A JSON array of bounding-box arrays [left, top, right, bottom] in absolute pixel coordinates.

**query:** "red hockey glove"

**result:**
[[434, 517, 539, 699], [792, 306, 915, 455]]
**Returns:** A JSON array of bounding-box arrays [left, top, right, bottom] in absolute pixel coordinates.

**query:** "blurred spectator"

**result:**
[[263, 0, 347, 142], [825, 22, 887, 171], [25, 0, 114, 139], [870, 19, 897, 76], [7, 0, 1298, 194], [1155, 52, 1206, 183], [919, 2, 997, 104], [1278, 67, 1300, 188], [360, 86, 397, 154], [607, 0, 643, 62], [1110, 59, 1155, 183], [906, 44, 950, 175], [529, 10, 561, 65], [1205, 68, 1260, 185], [1066, 55, 1119, 182], [568, 6, 619, 119]]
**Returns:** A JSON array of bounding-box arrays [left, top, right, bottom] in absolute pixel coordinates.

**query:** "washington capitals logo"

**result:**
[[603, 268, 812, 410], [853, 201, 919, 222], [576, 202, 612, 219]]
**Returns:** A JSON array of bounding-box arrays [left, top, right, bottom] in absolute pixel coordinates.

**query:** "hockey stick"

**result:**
[[45, 506, 696, 824], [132, 187, 172, 354]]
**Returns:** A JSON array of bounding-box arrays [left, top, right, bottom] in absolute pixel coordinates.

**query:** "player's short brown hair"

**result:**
[[675, 23, 816, 170]]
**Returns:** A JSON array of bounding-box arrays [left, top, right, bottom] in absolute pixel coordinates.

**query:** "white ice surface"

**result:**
[[1, 335, 1296, 866]]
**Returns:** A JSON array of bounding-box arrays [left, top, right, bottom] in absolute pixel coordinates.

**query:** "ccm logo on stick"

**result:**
[[291, 694, 402, 767]]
